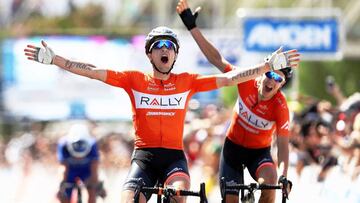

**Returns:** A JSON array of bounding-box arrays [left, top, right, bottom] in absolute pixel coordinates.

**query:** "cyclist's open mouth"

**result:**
[[161, 56, 169, 64], [265, 85, 273, 92]]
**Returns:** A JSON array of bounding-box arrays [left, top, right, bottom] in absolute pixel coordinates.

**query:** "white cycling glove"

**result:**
[[265, 47, 290, 71], [34, 44, 55, 64]]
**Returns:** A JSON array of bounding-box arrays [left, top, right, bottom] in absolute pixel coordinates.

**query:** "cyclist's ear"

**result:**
[[147, 53, 152, 60]]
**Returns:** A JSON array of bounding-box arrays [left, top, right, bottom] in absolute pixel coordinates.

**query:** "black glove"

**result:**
[[278, 175, 293, 199], [179, 8, 199, 30], [57, 181, 68, 201], [96, 182, 107, 198]]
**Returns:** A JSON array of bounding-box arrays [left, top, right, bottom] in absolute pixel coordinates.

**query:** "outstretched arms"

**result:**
[[24, 40, 107, 82]]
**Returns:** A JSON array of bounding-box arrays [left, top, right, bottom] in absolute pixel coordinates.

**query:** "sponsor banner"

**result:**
[[241, 8, 343, 60]]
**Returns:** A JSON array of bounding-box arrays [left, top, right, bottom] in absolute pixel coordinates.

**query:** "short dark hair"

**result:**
[[280, 68, 293, 88]]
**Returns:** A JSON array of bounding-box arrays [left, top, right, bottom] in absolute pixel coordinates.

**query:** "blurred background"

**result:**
[[0, 0, 359, 202]]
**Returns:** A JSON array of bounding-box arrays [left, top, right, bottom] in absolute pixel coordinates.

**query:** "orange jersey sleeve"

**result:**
[[105, 69, 131, 88], [274, 96, 290, 136], [190, 74, 218, 92]]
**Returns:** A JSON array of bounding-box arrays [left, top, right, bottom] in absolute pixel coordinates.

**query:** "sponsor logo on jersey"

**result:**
[[147, 81, 160, 91], [164, 83, 174, 87], [236, 97, 274, 130], [163, 82, 176, 91], [147, 87, 159, 91], [167, 167, 184, 176], [132, 90, 190, 109], [164, 87, 176, 91], [146, 112, 176, 116]]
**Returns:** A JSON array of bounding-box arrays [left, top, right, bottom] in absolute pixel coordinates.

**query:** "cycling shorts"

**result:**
[[123, 148, 190, 200], [219, 138, 274, 195]]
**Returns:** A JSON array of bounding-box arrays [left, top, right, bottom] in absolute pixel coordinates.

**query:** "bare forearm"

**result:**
[[190, 27, 228, 72], [217, 62, 270, 87], [90, 161, 99, 184], [53, 55, 107, 81], [277, 138, 290, 177], [278, 150, 289, 177]]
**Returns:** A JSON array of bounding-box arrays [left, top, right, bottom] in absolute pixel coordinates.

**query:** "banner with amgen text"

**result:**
[[241, 9, 343, 60]]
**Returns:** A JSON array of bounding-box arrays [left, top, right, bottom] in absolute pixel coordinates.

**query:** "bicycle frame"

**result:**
[[133, 178, 208, 203]]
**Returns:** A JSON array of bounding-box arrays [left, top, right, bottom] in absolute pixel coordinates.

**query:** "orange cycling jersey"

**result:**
[[105, 70, 218, 150], [224, 65, 290, 149]]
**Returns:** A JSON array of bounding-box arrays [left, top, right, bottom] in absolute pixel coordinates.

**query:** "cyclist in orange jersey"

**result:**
[[24, 25, 298, 203], [177, 0, 299, 202]]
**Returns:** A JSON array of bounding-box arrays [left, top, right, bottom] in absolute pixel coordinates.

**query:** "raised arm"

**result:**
[[177, 0, 300, 88], [177, 0, 228, 72], [177, 0, 300, 80], [191, 28, 229, 72], [24, 40, 107, 82]]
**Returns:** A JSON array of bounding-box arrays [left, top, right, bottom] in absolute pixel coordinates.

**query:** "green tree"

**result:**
[[299, 60, 360, 104]]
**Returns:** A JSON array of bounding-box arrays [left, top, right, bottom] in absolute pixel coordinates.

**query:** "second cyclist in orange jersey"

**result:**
[[223, 64, 290, 149], [177, 0, 300, 202], [106, 70, 218, 150]]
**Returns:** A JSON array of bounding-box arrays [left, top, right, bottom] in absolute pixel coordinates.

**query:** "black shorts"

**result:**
[[219, 138, 274, 195], [123, 148, 189, 200]]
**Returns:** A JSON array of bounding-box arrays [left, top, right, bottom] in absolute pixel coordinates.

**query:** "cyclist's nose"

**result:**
[[159, 47, 170, 53]]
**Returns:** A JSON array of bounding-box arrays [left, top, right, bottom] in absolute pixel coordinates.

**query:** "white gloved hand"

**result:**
[[24, 40, 55, 64], [36, 46, 55, 64], [265, 46, 291, 71]]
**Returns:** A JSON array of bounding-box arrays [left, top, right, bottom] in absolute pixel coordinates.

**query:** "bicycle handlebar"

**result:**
[[133, 178, 208, 203], [220, 177, 287, 203], [226, 182, 282, 191]]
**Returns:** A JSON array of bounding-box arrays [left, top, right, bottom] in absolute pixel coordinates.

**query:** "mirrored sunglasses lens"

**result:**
[[154, 40, 173, 49], [265, 72, 283, 83]]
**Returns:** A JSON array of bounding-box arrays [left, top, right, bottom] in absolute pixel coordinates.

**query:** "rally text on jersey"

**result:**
[[235, 97, 274, 130], [132, 90, 190, 109]]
